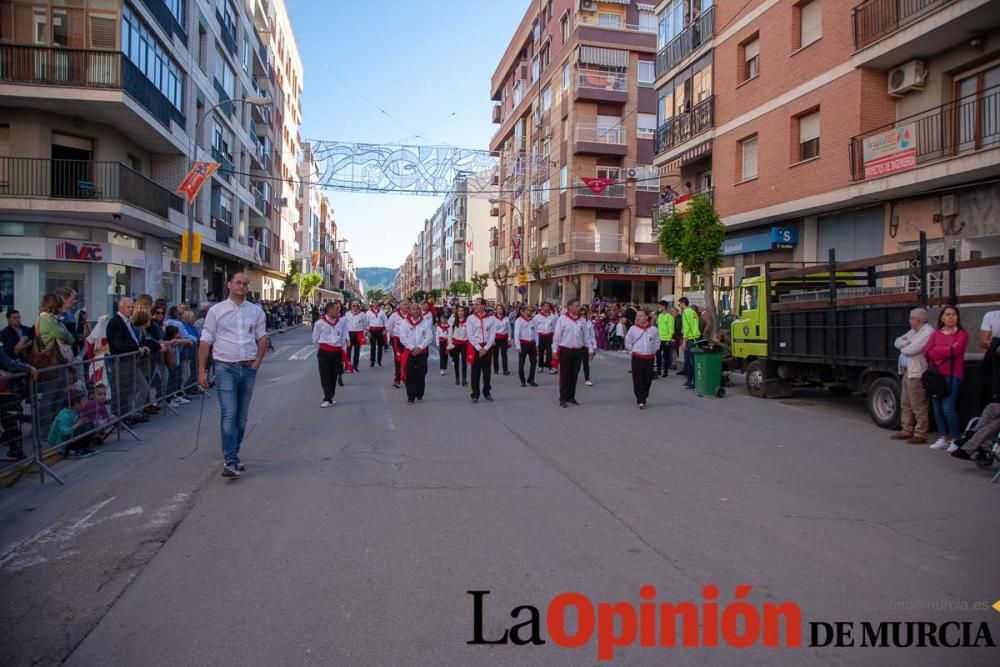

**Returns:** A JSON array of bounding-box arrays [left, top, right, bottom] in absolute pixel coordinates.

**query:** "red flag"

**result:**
[[177, 161, 220, 203], [580, 177, 615, 195]]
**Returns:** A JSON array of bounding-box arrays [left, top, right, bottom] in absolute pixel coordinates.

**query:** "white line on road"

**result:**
[[289, 346, 316, 360]]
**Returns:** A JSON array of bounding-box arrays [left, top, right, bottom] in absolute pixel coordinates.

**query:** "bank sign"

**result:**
[[721, 227, 799, 256], [862, 123, 917, 179]]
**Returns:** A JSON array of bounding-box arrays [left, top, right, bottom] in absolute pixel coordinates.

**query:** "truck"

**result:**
[[729, 233, 999, 428]]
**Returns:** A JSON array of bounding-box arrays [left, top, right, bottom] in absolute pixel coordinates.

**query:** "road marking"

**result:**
[[289, 346, 316, 360]]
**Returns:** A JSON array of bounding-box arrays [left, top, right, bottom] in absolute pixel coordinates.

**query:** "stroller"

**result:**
[[950, 414, 1000, 483]]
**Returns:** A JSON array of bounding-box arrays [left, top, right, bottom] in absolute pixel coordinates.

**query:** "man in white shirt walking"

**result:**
[[199, 273, 268, 479], [467, 298, 496, 403], [553, 298, 595, 407]]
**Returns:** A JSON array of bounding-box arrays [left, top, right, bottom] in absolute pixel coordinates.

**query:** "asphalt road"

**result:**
[[1, 326, 997, 666]]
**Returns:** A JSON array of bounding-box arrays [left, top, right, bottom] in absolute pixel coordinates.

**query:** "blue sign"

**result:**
[[518, 286, 528, 295], [721, 226, 799, 256]]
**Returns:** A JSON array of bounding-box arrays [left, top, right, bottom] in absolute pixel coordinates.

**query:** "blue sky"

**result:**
[[286, 0, 524, 268]]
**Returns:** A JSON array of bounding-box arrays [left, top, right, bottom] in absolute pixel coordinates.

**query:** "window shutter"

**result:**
[[800, 1, 822, 46], [90, 15, 116, 49], [741, 137, 758, 179], [744, 38, 760, 61], [799, 111, 820, 143]]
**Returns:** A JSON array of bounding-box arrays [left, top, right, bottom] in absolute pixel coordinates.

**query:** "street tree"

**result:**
[[657, 194, 725, 337], [282, 259, 301, 300], [528, 255, 551, 301], [471, 272, 490, 299], [298, 272, 324, 298], [449, 281, 472, 297], [491, 265, 511, 305], [411, 289, 427, 302]]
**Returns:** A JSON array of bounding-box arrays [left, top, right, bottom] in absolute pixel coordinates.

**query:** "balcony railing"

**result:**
[[849, 84, 1000, 180], [211, 147, 234, 182], [139, 0, 187, 45], [655, 97, 714, 155], [570, 232, 625, 253], [852, 0, 949, 50], [580, 182, 626, 198], [0, 157, 183, 218], [0, 45, 184, 129], [655, 6, 714, 79], [216, 10, 238, 56], [213, 78, 235, 118], [576, 15, 657, 33], [214, 215, 233, 244], [574, 124, 626, 145], [576, 69, 627, 93]]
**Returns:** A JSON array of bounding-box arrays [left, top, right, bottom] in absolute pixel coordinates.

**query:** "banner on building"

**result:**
[[580, 176, 616, 195], [311, 251, 320, 269], [862, 123, 917, 179], [179, 232, 203, 264], [177, 161, 221, 203], [511, 234, 523, 262]]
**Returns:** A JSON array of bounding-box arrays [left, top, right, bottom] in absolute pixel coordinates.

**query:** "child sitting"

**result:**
[[48, 389, 97, 458], [81, 384, 115, 444]]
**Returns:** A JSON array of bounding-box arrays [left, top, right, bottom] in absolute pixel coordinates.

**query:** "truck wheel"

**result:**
[[746, 360, 766, 398], [867, 377, 900, 429]]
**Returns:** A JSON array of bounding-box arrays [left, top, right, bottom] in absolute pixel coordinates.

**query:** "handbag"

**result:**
[[922, 345, 954, 399], [30, 320, 62, 369]]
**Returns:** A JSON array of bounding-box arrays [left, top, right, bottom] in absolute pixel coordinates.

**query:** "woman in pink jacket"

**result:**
[[925, 306, 969, 451]]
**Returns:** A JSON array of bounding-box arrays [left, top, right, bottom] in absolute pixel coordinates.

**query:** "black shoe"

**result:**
[[416, 396, 423, 401], [238, 463, 246, 472], [560, 401, 568, 408], [950, 449, 971, 460], [407, 399, 415, 405], [521, 382, 527, 387], [568, 399, 580, 406], [455, 379, 460, 385], [370, 364, 375, 368], [528, 381, 538, 387], [462, 380, 468, 386], [471, 397, 479, 404], [503, 372, 511, 376], [222, 463, 241, 478], [338, 378, 345, 387], [484, 395, 493, 402]]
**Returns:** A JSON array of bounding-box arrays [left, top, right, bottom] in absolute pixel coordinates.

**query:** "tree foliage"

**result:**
[[471, 272, 490, 299], [282, 259, 301, 298], [448, 281, 472, 296], [528, 255, 551, 298], [411, 289, 427, 302], [491, 265, 511, 305], [298, 272, 324, 298], [657, 194, 725, 336], [367, 288, 387, 302]]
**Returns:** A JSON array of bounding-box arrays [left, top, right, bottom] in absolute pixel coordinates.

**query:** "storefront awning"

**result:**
[[661, 140, 713, 172], [577, 46, 629, 69]]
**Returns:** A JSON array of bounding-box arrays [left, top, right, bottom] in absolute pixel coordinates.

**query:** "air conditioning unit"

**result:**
[[625, 167, 639, 181], [887, 60, 927, 96], [543, 127, 554, 139], [579, 0, 597, 12]]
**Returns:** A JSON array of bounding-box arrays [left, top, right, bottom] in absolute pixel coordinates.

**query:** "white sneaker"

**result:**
[[440, 370, 446, 376], [929, 438, 949, 450], [946, 442, 959, 453], [585, 380, 593, 386], [320, 400, 332, 408], [549, 368, 558, 374], [175, 396, 191, 405]]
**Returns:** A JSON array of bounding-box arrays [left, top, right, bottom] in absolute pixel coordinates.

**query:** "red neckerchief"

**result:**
[[322, 315, 341, 327], [456, 317, 467, 327], [495, 314, 506, 321], [473, 312, 488, 320], [370, 305, 380, 314], [406, 314, 422, 327], [438, 323, 449, 332], [635, 323, 651, 330], [565, 312, 580, 322], [520, 314, 532, 322]]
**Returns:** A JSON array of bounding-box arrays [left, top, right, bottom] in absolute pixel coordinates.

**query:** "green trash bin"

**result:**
[[693, 346, 724, 398]]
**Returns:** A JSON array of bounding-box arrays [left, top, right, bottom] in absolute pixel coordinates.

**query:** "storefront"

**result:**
[[716, 224, 800, 315], [536, 261, 675, 306]]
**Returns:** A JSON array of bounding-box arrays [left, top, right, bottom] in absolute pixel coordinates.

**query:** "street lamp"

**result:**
[[185, 95, 272, 303]]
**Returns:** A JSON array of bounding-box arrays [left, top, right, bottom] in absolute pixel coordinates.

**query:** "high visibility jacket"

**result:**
[[682, 307, 701, 341], [656, 312, 673, 341]]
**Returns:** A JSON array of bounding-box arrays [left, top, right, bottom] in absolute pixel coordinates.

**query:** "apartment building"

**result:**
[[0, 0, 302, 319], [489, 0, 673, 307], [652, 0, 1000, 309]]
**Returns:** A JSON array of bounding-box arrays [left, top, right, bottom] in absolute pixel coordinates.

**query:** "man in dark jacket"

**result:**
[[0, 345, 36, 458], [2, 309, 33, 363], [105, 298, 147, 422]]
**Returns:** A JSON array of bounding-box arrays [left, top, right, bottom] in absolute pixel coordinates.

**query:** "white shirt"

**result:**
[[466, 313, 497, 351], [625, 324, 659, 357], [201, 298, 267, 362], [366, 308, 388, 329], [449, 316, 469, 343], [346, 311, 367, 333], [387, 310, 405, 339], [494, 315, 510, 339], [513, 315, 537, 351], [534, 312, 556, 336], [981, 311, 1000, 339], [312, 315, 349, 349], [553, 313, 594, 352], [398, 315, 432, 351]]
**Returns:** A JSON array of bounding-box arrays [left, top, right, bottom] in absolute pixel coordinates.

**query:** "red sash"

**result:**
[[342, 349, 355, 374], [465, 343, 476, 366], [399, 348, 410, 381]]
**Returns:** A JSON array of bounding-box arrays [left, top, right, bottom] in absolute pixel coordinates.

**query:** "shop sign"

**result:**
[[721, 226, 799, 256], [862, 123, 917, 179], [0, 237, 46, 259], [109, 244, 145, 269]]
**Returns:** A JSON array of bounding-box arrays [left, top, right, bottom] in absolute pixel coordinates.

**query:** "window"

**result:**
[[798, 1, 822, 49], [742, 36, 760, 82], [242, 35, 250, 72], [639, 11, 657, 33], [560, 165, 568, 192], [214, 47, 235, 97], [541, 85, 552, 111], [636, 165, 660, 192], [637, 113, 657, 138], [598, 12, 622, 29], [198, 27, 208, 71], [596, 166, 621, 181], [739, 285, 758, 314], [638, 61, 655, 87], [532, 54, 540, 82], [797, 110, 820, 161], [740, 135, 758, 181], [562, 62, 570, 90], [635, 217, 654, 243], [561, 13, 569, 43], [540, 180, 550, 204], [52, 10, 68, 46], [121, 6, 184, 112]]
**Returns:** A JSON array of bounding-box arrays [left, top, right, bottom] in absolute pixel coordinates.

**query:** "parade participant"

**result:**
[[366, 300, 388, 367], [534, 302, 557, 374], [312, 301, 349, 407], [387, 299, 408, 389], [436, 313, 450, 376], [581, 305, 596, 386], [552, 298, 594, 408], [656, 300, 674, 377], [198, 273, 268, 479], [346, 301, 367, 374], [625, 309, 659, 409], [492, 305, 511, 376], [513, 304, 538, 388], [448, 304, 470, 386], [398, 301, 432, 405], [466, 298, 496, 403]]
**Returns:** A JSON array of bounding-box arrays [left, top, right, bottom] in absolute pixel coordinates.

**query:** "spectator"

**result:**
[[612, 316, 626, 351], [81, 383, 115, 444], [0, 344, 36, 459], [2, 309, 34, 363], [180, 310, 201, 395], [926, 306, 969, 452], [48, 389, 97, 458], [891, 308, 934, 444], [979, 308, 1000, 351], [53, 287, 82, 358], [106, 298, 148, 424], [655, 300, 674, 378], [952, 402, 1000, 462]]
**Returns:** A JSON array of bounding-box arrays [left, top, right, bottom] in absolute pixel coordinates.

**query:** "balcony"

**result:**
[[213, 215, 233, 244], [572, 183, 627, 210], [139, 0, 187, 45], [575, 15, 657, 50], [216, 10, 238, 56], [213, 78, 235, 118], [210, 147, 234, 183], [574, 69, 628, 104], [0, 157, 184, 221], [0, 45, 185, 152], [655, 97, 714, 157], [573, 124, 627, 156], [849, 84, 1000, 181], [570, 232, 625, 255], [655, 6, 714, 81], [853, 0, 951, 49]]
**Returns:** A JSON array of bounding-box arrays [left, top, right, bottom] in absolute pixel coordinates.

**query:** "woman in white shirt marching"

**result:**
[[492, 305, 511, 376], [625, 308, 659, 409], [581, 305, 596, 386], [312, 301, 349, 407], [448, 304, 470, 386]]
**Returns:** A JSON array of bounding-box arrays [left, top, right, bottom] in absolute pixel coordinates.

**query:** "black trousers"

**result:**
[[450, 343, 468, 383], [492, 338, 509, 373], [518, 343, 537, 384], [656, 341, 674, 376], [538, 335, 553, 369], [582, 352, 590, 381], [348, 331, 364, 370], [470, 349, 492, 399], [405, 352, 427, 401], [438, 340, 449, 371], [683, 343, 696, 382], [369, 329, 386, 366], [558, 347, 586, 402], [631, 356, 655, 404], [317, 349, 343, 401], [392, 337, 401, 383]]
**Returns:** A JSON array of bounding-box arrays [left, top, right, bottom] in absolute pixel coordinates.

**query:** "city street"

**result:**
[[1, 326, 996, 666]]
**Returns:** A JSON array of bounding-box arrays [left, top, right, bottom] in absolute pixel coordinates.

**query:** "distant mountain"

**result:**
[[357, 267, 398, 292]]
